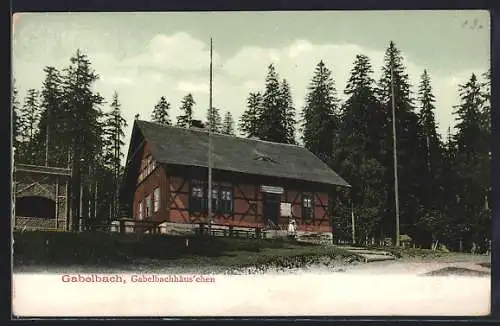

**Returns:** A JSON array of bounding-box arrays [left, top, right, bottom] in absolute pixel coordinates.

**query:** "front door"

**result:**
[[262, 193, 281, 225]]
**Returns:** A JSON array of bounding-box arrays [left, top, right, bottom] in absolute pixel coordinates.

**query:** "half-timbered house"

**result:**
[[120, 120, 350, 237]]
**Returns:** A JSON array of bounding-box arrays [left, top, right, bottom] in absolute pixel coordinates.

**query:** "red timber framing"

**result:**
[[143, 164, 334, 233], [130, 142, 169, 232]]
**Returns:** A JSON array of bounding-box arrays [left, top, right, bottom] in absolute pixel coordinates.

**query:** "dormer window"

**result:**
[[254, 155, 277, 164]]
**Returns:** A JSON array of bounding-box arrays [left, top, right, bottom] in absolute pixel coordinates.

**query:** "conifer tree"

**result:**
[[35, 66, 64, 166], [301, 60, 340, 163], [17, 89, 41, 164], [416, 70, 444, 210], [334, 54, 386, 242], [376, 41, 426, 241], [453, 74, 486, 161], [451, 73, 491, 247], [12, 80, 20, 154], [280, 79, 296, 144], [259, 64, 288, 143], [152, 96, 171, 125], [206, 106, 222, 133], [222, 111, 235, 135], [239, 92, 263, 138], [103, 91, 128, 221], [479, 69, 491, 135], [177, 93, 195, 128], [341, 54, 385, 157], [19, 89, 40, 143], [60, 49, 105, 231]]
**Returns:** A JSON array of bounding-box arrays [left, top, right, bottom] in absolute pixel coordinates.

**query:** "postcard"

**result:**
[[11, 10, 491, 317]]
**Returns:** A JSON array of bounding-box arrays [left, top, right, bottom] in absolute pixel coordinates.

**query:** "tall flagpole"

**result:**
[[207, 37, 213, 235], [391, 61, 401, 247]]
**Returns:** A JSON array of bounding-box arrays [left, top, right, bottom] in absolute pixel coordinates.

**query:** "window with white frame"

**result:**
[[219, 188, 233, 214], [137, 155, 157, 184], [154, 187, 160, 213], [145, 194, 152, 219], [211, 188, 219, 212], [138, 200, 144, 220], [302, 193, 314, 220], [190, 185, 205, 212]]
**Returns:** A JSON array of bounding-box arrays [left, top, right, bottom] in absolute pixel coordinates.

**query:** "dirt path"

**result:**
[[339, 253, 491, 276], [14, 250, 491, 277]]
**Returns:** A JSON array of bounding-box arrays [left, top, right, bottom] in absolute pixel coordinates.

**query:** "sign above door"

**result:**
[[261, 185, 284, 194]]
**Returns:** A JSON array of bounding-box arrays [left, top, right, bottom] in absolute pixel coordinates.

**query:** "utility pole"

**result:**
[[45, 108, 50, 166], [207, 37, 213, 236], [351, 200, 356, 245], [94, 180, 98, 220], [391, 61, 401, 247], [79, 174, 84, 232], [68, 151, 73, 231], [78, 158, 85, 232]]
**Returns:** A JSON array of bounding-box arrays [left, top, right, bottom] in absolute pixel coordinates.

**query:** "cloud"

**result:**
[[288, 39, 314, 58], [176, 81, 209, 94], [13, 29, 487, 155], [103, 76, 134, 86], [120, 32, 221, 71], [220, 39, 484, 137]]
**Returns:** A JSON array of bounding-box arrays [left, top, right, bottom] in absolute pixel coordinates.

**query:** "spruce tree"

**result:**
[[12, 80, 20, 155], [416, 70, 444, 209], [259, 64, 288, 143], [239, 92, 263, 138], [103, 91, 128, 221], [19, 89, 40, 143], [280, 79, 296, 144], [376, 41, 426, 242], [342, 54, 385, 157], [453, 74, 486, 161], [152, 96, 171, 125], [35, 66, 65, 166], [451, 73, 491, 248], [206, 106, 222, 133], [479, 69, 491, 135], [301, 60, 340, 163], [222, 111, 235, 135], [334, 54, 386, 243], [60, 49, 105, 231], [177, 93, 195, 128], [413, 69, 448, 245], [17, 89, 41, 164]]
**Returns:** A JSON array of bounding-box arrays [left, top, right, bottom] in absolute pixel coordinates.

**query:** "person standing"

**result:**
[[287, 218, 297, 239]]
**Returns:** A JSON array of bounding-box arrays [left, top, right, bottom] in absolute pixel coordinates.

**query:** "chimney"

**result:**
[[190, 120, 205, 129]]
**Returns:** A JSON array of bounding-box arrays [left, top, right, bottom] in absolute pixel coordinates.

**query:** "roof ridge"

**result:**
[[136, 119, 303, 148]]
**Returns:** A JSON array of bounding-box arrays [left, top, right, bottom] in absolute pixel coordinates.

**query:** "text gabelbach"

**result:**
[[61, 274, 215, 284]]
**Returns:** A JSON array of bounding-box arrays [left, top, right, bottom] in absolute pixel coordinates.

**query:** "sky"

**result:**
[[12, 10, 490, 151]]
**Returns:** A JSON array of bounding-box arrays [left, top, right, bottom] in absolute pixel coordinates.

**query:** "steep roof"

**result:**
[[132, 120, 350, 187]]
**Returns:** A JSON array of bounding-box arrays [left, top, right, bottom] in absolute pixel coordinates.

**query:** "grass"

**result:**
[[364, 245, 455, 259], [13, 231, 358, 270]]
